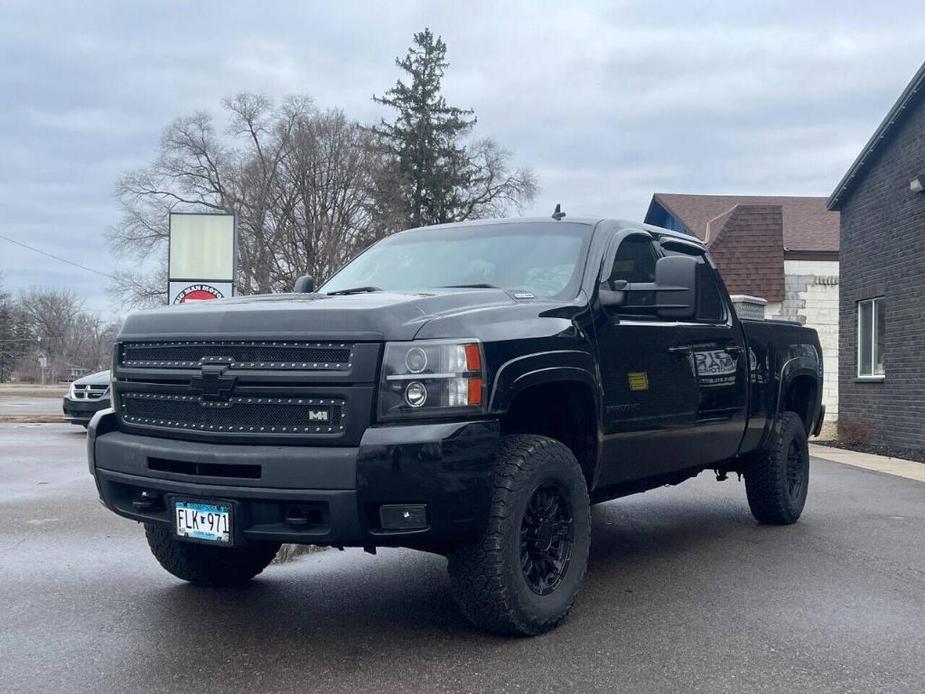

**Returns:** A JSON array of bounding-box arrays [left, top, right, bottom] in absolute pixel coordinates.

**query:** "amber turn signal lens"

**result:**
[[464, 343, 481, 371], [467, 377, 482, 406]]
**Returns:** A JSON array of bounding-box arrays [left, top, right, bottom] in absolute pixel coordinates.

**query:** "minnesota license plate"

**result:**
[[174, 499, 232, 544]]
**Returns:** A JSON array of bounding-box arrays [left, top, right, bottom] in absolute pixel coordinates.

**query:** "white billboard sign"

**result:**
[[168, 213, 236, 305]]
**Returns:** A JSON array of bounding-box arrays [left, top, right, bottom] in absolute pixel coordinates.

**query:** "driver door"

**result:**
[[594, 232, 700, 488]]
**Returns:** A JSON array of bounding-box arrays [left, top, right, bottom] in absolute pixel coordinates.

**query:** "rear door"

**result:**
[[661, 243, 748, 464], [594, 232, 701, 487]]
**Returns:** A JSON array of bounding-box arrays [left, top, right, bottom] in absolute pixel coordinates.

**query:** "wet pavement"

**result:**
[[0, 396, 63, 417], [1, 423, 924, 693]]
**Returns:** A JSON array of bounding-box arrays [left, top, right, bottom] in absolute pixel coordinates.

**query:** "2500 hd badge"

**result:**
[[87, 216, 823, 635]]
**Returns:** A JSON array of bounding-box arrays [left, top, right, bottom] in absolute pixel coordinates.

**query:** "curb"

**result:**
[[809, 444, 925, 483]]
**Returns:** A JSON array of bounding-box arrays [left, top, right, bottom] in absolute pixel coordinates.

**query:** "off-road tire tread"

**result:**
[[144, 523, 279, 587], [744, 411, 809, 525], [447, 434, 590, 636]]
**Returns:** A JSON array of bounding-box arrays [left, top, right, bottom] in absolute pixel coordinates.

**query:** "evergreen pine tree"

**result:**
[[372, 29, 477, 226]]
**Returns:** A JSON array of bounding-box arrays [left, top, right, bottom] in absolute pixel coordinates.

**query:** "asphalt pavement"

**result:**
[[0, 396, 62, 417], [1, 423, 923, 693]]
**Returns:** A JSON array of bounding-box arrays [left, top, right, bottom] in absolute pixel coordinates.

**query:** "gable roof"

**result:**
[[828, 60, 925, 211], [646, 193, 839, 253], [704, 204, 785, 302]]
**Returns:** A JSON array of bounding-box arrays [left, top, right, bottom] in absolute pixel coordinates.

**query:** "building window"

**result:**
[[857, 297, 885, 378]]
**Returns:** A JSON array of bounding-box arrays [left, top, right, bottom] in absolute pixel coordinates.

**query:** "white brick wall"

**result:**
[[767, 259, 839, 421]]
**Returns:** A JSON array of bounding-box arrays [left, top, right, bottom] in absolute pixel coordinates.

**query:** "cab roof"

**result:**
[[398, 216, 705, 247]]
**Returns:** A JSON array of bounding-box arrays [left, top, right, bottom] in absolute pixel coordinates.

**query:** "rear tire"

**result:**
[[144, 523, 280, 587], [744, 411, 810, 525], [447, 435, 591, 636]]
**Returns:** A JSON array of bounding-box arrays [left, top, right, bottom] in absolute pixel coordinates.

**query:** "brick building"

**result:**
[[828, 61, 925, 453], [645, 193, 840, 422]]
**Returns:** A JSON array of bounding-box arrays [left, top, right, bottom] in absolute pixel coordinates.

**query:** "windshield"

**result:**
[[320, 222, 593, 299]]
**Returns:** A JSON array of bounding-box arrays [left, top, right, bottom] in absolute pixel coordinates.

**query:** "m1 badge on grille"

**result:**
[[307, 408, 330, 422]]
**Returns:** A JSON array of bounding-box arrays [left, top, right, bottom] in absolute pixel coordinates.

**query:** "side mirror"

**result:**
[[293, 275, 315, 293], [598, 280, 628, 307], [655, 256, 697, 320]]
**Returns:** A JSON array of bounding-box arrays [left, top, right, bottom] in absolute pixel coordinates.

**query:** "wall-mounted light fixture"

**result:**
[[910, 175, 925, 193]]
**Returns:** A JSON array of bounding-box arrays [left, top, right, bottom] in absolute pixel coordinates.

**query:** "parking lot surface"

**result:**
[[1, 423, 923, 693], [0, 396, 62, 418]]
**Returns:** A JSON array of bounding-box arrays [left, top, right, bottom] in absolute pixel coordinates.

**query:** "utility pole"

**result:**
[[37, 353, 47, 385]]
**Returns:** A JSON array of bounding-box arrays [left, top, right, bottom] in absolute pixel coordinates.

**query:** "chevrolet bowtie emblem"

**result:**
[[189, 363, 236, 401]]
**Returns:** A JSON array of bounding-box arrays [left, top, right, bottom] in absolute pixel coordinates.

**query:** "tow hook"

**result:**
[[714, 470, 728, 482]]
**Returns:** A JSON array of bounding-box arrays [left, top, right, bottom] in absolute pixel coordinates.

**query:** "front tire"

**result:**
[[447, 435, 591, 636], [744, 411, 810, 525], [144, 523, 280, 587]]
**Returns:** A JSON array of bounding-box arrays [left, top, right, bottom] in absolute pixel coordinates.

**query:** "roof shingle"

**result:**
[[648, 193, 839, 253], [702, 204, 786, 303]]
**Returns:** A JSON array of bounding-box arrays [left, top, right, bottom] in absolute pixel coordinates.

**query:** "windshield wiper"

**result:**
[[326, 286, 382, 296], [438, 283, 499, 289]]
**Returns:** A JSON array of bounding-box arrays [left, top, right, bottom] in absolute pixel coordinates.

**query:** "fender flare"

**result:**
[[489, 350, 601, 421], [777, 355, 823, 431]]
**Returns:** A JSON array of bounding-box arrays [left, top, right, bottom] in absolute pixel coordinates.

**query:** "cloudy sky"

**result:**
[[1, 0, 923, 317]]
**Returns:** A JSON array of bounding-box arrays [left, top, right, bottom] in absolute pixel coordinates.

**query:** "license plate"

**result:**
[[173, 499, 232, 544]]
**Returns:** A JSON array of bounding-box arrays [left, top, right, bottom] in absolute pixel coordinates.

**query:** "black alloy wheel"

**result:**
[[785, 439, 807, 501], [520, 483, 574, 596]]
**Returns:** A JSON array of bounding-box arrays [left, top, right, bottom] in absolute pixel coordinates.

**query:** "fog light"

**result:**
[[379, 504, 428, 530], [404, 381, 427, 407]]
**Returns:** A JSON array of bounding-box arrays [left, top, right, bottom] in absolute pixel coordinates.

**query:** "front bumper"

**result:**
[[63, 397, 111, 424], [88, 410, 500, 550]]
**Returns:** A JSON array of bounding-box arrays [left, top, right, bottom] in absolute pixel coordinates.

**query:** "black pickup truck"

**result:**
[[87, 217, 823, 635]]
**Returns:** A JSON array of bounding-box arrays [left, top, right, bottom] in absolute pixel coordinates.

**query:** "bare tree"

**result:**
[[108, 95, 402, 303], [456, 138, 538, 220], [10, 289, 119, 381], [270, 109, 397, 288], [69, 313, 122, 372], [109, 74, 538, 306], [17, 288, 84, 363], [0, 278, 122, 382]]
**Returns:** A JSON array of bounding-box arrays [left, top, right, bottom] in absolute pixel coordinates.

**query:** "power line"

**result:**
[[0, 233, 116, 280]]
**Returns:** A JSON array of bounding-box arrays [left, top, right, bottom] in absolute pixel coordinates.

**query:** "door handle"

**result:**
[[725, 345, 743, 355], [667, 345, 692, 355]]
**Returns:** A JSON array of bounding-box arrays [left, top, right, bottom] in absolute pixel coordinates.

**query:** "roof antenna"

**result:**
[[551, 203, 566, 221]]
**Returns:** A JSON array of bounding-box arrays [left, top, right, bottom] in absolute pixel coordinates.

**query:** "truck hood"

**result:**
[[118, 289, 529, 343]]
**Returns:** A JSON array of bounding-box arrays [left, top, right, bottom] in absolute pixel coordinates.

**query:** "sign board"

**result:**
[[168, 281, 233, 304], [167, 213, 236, 305]]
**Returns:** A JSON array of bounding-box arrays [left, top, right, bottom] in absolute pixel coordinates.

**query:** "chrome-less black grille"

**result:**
[[120, 341, 352, 370], [119, 392, 346, 435], [113, 339, 378, 444]]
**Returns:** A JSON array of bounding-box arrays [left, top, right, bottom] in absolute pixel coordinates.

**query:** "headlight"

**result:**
[[67, 382, 77, 399], [378, 340, 486, 420]]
